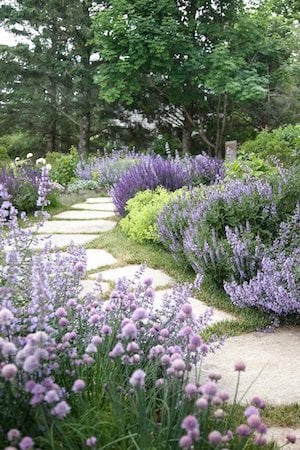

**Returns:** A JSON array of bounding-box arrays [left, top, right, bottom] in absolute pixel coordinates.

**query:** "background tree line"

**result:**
[[0, 0, 299, 158]]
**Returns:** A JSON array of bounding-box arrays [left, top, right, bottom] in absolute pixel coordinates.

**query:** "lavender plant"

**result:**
[[76, 149, 141, 190], [0, 185, 286, 449]]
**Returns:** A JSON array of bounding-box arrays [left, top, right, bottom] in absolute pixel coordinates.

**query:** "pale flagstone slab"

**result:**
[[71, 203, 115, 212], [197, 327, 300, 405], [266, 427, 300, 449], [85, 249, 117, 271], [33, 234, 97, 249], [79, 279, 110, 298], [153, 290, 235, 325], [35, 219, 116, 234], [89, 265, 173, 289], [53, 210, 115, 220], [86, 197, 113, 204]]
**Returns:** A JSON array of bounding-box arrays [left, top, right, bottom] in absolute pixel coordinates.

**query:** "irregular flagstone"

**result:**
[[85, 249, 117, 271], [35, 219, 116, 234], [86, 197, 113, 204], [53, 210, 115, 220], [71, 202, 115, 212], [154, 290, 235, 325], [89, 265, 173, 289], [79, 279, 110, 298], [33, 234, 97, 249], [197, 327, 300, 405], [266, 427, 300, 450]]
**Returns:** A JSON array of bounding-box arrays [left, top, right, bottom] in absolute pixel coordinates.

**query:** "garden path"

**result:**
[[42, 196, 299, 448]]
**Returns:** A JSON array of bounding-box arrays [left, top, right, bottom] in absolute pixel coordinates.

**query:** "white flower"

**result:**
[[46, 163, 52, 170], [36, 157, 46, 165], [14, 157, 20, 162], [26, 152, 33, 159]]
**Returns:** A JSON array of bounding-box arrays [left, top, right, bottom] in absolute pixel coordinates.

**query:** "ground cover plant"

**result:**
[[1, 180, 293, 449]]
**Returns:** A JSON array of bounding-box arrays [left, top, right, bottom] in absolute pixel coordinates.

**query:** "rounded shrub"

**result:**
[[120, 187, 174, 243]]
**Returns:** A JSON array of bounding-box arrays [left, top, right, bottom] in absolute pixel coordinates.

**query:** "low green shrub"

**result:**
[[47, 147, 78, 186], [0, 146, 11, 168], [120, 187, 174, 243], [66, 179, 100, 193], [225, 151, 279, 180], [240, 124, 300, 165]]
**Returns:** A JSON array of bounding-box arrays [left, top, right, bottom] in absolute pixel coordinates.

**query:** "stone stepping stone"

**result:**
[[86, 197, 113, 204], [198, 327, 300, 405], [53, 210, 115, 220], [71, 203, 115, 212], [35, 220, 116, 234], [89, 265, 173, 289], [266, 427, 300, 449], [85, 249, 117, 271], [80, 279, 110, 298], [33, 234, 97, 249], [154, 290, 235, 325]]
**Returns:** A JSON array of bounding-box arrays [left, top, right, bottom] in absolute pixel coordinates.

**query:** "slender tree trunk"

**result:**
[[182, 109, 193, 154], [46, 79, 57, 152], [78, 112, 90, 156]]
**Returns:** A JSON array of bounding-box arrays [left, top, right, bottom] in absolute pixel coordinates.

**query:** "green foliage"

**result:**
[[240, 124, 300, 165], [13, 181, 38, 213], [225, 151, 279, 180], [0, 146, 11, 168], [0, 132, 42, 160], [120, 188, 173, 243], [66, 179, 100, 193], [47, 147, 79, 186]]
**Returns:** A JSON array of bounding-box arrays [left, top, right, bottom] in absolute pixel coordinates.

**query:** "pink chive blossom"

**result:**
[[218, 390, 230, 402], [74, 261, 85, 273], [58, 317, 68, 327], [286, 433, 297, 444], [196, 397, 208, 410], [122, 322, 137, 339], [214, 409, 224, 419], [189, 335, 202, 347], [184, 383, 197, 396], [7, 429, 20, 442], [247, 414, 261, 429], [244, 406, 259, 418], [234, 360, 246, 371], [109, 342, 124, 358], [181, 415, 198, 432], [72, 379, 86, 393], [181, 303, 192, 315], [251, 396, 266, 409], [2, 342, 17, 357], [179, 325, 193, 337], [1, 364, 18, 380], [254, 435, 267, 446], [129, 369, 145, 387], [91, 335, 102, 346], [86, 436, 97, 447], [132, 307, 148, 321], [208, 430, 223, 445], [19, 437, 34, 450], [23, 356, 39, 373], [85, 343, 97, 354], [179, 435, 193, 449], [0, 308, 14, 325], [143, 276, 153, 286], [55, 307, 67, 318], [44, 390, 60, 403], [51, 400, 71, 418], [236, 424, 251, 437], [208, 371, 222, 381], [200, 381, 217, 396], [171, 358, 185, 371], [101, 325, 112, 335]]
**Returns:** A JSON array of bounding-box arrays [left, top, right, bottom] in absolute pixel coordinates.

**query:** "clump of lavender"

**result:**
[[76, 148, 141, 190], [224, 207, 300, 316], [112, 155, 189, 216]]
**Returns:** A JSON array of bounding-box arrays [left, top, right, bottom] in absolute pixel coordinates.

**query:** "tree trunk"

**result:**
[[182, 110, 193, 154], [78, 113, 90, 156], [46, 78, 57, 152]]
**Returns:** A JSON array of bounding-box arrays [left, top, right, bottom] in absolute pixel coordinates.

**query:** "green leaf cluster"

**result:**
[[120, 187, 174, 243], [240, 124, 300, 165], [47, 148, 79, 186], [225, 152, 279, 180]]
